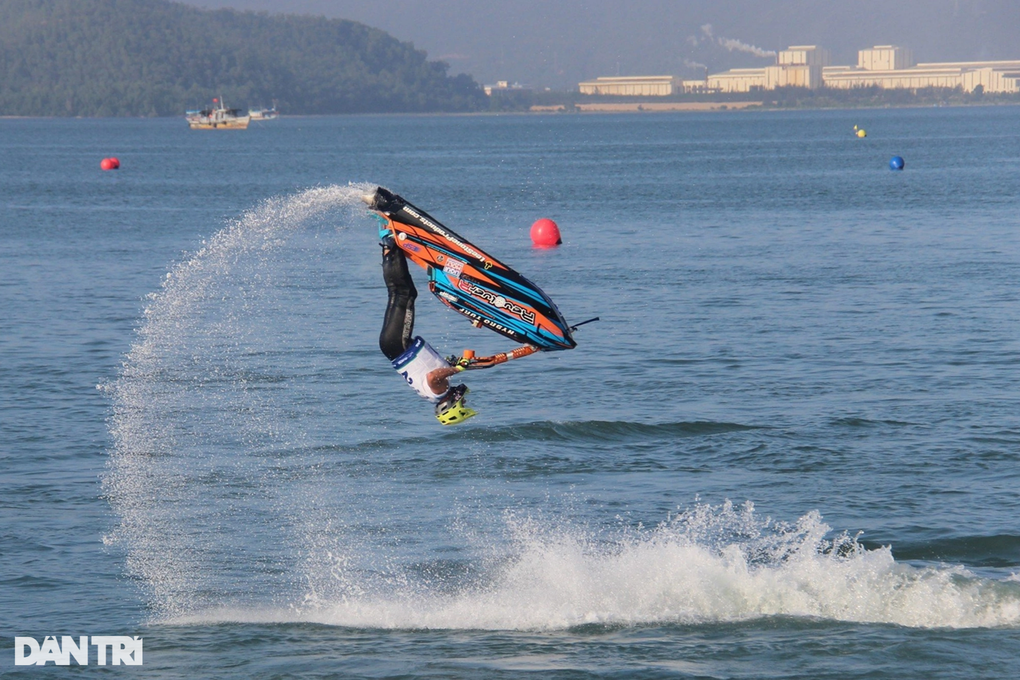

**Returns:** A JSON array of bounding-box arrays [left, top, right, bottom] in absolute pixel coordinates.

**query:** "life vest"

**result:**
[[391, 337, 450, 403]]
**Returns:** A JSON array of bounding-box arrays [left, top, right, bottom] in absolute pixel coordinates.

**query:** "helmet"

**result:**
[[435, 384, 477, 425]]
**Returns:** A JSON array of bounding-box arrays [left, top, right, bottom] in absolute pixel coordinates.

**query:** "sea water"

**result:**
[[2, 108, 1019, 677]]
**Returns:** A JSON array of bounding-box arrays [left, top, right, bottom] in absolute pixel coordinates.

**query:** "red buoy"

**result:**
[[100, 158, 115, 171], [530, 218, 561, 247], [109, 157, 120, 169]]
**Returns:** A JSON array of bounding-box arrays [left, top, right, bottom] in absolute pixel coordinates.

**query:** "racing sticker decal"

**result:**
[[443, 258, 465, 279], [457, 280, 537, 325]]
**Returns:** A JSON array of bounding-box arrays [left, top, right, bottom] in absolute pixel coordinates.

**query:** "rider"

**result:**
[[379, 231, 476, 425]]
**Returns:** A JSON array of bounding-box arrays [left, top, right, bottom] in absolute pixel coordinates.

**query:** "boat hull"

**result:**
[[187, 116, 251, 129]]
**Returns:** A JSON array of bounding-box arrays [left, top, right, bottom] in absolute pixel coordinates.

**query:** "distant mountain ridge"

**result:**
[[180, 0, 1020, 90], [0, 0, 487, 116]]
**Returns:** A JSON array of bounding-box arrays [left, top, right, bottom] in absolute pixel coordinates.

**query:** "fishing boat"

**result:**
[[186, 97, 250, 129]]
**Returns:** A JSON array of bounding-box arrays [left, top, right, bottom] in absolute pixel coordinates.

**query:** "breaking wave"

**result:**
[[176, 501, 1020, 630]]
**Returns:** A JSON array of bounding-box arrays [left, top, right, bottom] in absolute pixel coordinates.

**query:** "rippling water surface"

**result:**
[[2, 108, 1019, 678]]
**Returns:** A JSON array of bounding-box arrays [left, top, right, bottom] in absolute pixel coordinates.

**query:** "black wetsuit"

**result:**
[[379, 241, 417, 361]]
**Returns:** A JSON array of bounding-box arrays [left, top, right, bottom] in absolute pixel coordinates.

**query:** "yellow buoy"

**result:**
[[856, 129, 867, 138]]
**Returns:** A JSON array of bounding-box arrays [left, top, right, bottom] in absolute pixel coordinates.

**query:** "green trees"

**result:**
[[0, 0, 487, 116]]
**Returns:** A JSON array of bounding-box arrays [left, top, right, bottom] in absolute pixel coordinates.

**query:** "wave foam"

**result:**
[[176, 502, 1020, 631]]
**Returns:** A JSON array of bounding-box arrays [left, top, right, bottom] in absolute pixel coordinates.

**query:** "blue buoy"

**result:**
[[890, 156, 905, 171]]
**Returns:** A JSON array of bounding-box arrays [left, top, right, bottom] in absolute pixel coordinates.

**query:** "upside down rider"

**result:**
[[378, 230, 478, 425], [362, 187, 584, 426]]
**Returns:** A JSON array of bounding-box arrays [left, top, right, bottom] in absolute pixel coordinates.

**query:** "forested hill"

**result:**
[[0, 0, 487, 116]]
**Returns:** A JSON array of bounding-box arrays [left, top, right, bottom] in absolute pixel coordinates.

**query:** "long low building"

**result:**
[[824, 58, 1020, 93], [578, 76, 679, 96]]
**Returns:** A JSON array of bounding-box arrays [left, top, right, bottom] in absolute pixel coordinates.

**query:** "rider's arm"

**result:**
[[426, 365, 465, 396], [427, 347, 515, 393]]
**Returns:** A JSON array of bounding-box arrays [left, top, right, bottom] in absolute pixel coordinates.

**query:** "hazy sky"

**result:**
[[182, 0, 1020, 88]]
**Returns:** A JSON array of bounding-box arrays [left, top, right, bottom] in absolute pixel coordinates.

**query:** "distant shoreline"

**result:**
[[531, 99, 1020, 114], [3, 99, 1019, 120], [533, 102, 761, 113]]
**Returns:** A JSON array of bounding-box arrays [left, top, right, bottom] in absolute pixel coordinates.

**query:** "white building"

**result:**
[[484, 81, 530, 96], [707, 44, 1020, 94], [823, 46, 1020, 93], [707, 46, 831, 93], [856, 45, 914, 71], [578, 76, 680, 96], [579, 44, 1020, 97]]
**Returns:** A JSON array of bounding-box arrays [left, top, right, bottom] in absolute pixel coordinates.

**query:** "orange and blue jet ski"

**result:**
[[363, 187, 579, 368]]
